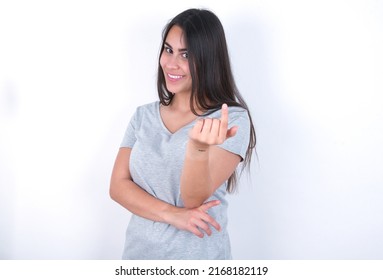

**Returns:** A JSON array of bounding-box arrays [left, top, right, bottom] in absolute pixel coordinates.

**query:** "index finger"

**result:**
[[202, 213, 221, 232], [220, 103, 228, 123], [219, 103, 229, 139], [199, 200, 221, 231]]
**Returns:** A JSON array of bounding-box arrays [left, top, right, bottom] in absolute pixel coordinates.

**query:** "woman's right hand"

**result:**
[[166, 200, 221, 238]]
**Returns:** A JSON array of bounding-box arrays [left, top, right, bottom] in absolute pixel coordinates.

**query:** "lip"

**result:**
[[166, 73, 184, 82]]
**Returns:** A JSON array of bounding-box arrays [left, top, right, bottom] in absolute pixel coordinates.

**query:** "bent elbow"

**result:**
[[109, 181, 119, 202], [181, 194, 205, 209]]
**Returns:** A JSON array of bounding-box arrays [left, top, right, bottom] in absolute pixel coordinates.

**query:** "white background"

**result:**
[[0, 0, 382, 259]]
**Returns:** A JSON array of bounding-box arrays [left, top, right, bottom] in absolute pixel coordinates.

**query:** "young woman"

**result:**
[[110, 8, 256, 259]]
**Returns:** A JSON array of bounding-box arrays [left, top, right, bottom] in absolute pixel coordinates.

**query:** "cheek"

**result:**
[[159, 54, 166, 70], [160, 54, 167, 70], [181, 61, 191, 75]]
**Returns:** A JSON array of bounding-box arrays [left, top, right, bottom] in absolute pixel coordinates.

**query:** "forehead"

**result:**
[[165, 25, 186, 48]]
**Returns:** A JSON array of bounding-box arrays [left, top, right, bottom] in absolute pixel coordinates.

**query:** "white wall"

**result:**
[[0, 0, 382, 259]]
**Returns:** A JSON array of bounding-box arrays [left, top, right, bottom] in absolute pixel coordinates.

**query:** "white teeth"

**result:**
[[168, 74, 183, 79]]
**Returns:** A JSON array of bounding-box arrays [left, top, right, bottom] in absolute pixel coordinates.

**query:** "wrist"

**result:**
[[186, 140, 211, 160], [187, 139, 211, 152], [161, 204, 181, 226]]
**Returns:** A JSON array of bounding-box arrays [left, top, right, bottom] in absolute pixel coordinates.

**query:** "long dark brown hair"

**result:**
[[157, 9, 256, 192]]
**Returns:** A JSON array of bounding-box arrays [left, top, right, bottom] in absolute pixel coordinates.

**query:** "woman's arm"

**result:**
[[110, 147, 221, 237], [180, 104, 241, 208]]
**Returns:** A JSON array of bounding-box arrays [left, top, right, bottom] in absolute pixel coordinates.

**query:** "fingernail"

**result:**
[[222, 103, 228, 109]]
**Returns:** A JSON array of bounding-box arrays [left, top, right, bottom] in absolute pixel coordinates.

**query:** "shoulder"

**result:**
[[227, 106, 249, 120], [135, 101, 159, 114], [131, 101, 159, 120], [126, 101, 159, 130]]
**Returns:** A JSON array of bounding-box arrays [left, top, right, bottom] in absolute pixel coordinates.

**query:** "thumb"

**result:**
[[226, 126, 238, 139], [200, 200, 220, 212]]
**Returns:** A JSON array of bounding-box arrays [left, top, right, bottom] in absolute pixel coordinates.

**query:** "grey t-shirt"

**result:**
[[120, 101, 250, 259]]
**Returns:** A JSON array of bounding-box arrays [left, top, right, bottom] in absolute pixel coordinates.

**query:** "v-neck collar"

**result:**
[[156, 101, 200, 135]]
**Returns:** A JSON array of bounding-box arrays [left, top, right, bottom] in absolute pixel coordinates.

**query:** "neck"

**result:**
[[170, 93, 191, 113], [170, 93, 205, 115]]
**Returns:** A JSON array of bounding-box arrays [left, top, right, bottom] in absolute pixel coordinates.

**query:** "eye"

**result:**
[[181, 52, 189, 59], [164, 46, 173, 54]]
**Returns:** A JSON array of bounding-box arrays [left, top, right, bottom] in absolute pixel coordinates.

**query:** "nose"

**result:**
[[163, 54, 179, 70]]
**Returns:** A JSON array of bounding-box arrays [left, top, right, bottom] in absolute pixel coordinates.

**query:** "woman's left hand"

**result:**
[[165, 200, 222, 238], [188, 104, 237, 150]]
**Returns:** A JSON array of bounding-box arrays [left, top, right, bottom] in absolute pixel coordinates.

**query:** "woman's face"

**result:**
[[160, 25, 192, 97]]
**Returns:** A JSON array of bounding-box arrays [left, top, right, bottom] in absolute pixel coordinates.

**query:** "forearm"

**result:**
[[110, 178, 176, 223], [111, 176, 221, 238], [180, 141, 214, 208]]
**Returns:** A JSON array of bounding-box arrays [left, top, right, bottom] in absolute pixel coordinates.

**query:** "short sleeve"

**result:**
[[120, 109, 138, 148], [217, 108, 250, 161]]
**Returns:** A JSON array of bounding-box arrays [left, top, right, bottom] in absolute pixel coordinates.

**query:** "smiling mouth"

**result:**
[[167, 73, 184, 80]]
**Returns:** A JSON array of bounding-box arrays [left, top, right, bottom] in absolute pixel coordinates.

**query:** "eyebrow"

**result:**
[[164, 42, 188, 52]]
